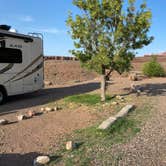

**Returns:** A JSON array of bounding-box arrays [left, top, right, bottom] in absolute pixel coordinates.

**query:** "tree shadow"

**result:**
[[123, 83, 166, 96], [0, 152, 41, 166], [0, 152, 62, 166], [0, 82, 100, 114], [140, 83, 166, 96]]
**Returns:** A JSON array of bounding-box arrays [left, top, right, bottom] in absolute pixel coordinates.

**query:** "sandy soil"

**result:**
[[44, 60, 98, 85], [0, 80, 100, 166]]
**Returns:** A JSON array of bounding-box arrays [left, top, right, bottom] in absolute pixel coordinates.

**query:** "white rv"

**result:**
[[0, 25, 44, 104]]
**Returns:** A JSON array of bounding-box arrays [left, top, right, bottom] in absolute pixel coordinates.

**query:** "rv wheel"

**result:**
[[0, 89, 7, 105]]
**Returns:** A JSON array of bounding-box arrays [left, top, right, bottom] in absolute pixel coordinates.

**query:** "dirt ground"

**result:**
[[44, 60, 98, 85], [0, 60, 166, 166]]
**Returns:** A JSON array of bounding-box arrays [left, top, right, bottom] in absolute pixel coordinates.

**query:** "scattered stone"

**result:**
[[27, 110, 36, 118], [53, 106, 58, 111], [40, 107, 45, 111], [111, 101, 118, 105], [44, 107, 53, 113], [129, 73, 138, 81], [0, 119, 8, 125], [136, 90, 141, 96], [34, 156, 50, 166], [131, 84, 142, 96], [121, 99, 125, 102], [66, 141, 76, 150], [130, 83, 136, 92], [17, 114, 26, 121], [44, 81, 53, 86], [116, 95, 124, 100]]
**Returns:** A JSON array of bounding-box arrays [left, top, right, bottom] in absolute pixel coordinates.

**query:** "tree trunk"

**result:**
[[101, 67, 106, 102]]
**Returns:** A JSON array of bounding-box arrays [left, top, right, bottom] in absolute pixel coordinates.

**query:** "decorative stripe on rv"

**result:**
[[12, 62, 43, 82], [0, 63, 14, 74], [3, 55, 42, 84]]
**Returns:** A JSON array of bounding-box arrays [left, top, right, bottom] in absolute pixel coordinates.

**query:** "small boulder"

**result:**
[[53, 106, 60, 111], [136, 90, 141, 96], [0, 119, 8, 125], [53, 107, 58, 111], [116, 95, 124, 100], [111, 101, 118, 106], [45, 107, 53, 113], [34, 156, 50, 166], [130, 83, 136, 92], [45, 107, 51, 111], [120, 99, 125, 102], [44, 81, 53, 86], [129, 73, 138, 81], [66, 141, 76, 151], [17, 115, 26, 121], [40, 107, 45, 111], [27, 110, 36, 118]]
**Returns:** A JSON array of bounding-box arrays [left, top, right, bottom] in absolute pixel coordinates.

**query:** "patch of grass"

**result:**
[[64, 93, 112, 105], [49, 103, 152, 165]]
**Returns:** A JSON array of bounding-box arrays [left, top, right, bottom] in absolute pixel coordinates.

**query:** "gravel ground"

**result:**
[[111, 84, 166, 166]]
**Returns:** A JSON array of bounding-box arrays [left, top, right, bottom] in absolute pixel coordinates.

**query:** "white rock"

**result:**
[[17, 115, 25, 121], [44, 81, 53, 86], [27, 110, 35, 117], [53, 106, 59, 111], [0, 119, 8, 125], [136, 90, 141, 96], [34, 156, 50, 166], [40, 107, 45, 111], [111, 101, 118, 105], [116, 95, 124, 100], [66, 141, 76, 150], [129, 73, 138, 81], [45, 107, 52, 112]]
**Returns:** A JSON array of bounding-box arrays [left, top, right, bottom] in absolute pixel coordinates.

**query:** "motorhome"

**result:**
[[0, 25, 44, 104]]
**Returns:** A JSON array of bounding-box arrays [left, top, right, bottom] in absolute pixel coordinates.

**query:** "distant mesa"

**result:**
[[133, 51, 166, 63], [144, 51, 166, 57], [44, 52, 166, 62]]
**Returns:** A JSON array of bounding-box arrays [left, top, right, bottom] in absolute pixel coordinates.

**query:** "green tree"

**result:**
[[67, 0, 153, 101]]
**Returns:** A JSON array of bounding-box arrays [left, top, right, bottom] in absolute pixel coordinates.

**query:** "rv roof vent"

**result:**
[[0, 25, 11, 31], [9, 29, 17, 33]]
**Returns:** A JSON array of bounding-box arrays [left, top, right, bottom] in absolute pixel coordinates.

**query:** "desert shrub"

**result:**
[[142, 56, 165, 77]]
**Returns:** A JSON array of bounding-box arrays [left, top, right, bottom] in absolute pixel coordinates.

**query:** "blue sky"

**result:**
[[0, 0, 165, 56]]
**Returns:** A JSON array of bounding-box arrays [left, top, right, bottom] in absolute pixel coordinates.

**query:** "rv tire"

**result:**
[[0, 88, 7, 105]]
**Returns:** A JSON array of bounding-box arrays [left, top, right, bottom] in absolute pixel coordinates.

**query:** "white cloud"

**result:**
[[40, 28, 60, 34], [32, 27, 66, 34], [19, 15, 34, 22]]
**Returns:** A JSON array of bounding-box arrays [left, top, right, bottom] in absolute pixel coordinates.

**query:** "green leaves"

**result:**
[[143, 56, 165, 77], [67, 0, 153, 74]]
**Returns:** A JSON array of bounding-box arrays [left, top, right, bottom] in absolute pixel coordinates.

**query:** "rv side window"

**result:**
[[0, 47, 22, 63]]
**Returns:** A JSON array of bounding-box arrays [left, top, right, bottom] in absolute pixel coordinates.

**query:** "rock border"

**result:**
[[98, 105, 134, 130]]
